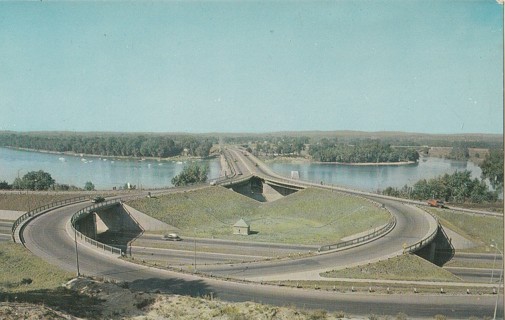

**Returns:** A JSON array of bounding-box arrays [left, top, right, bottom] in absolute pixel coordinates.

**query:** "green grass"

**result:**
[[0, 242, 111, 318], [0, 194, 85, 212], [0, 242, 73, 292], [425, 207, 504, 253], [320, 254, 461, 282], [0, 191, 123, 212], [127, 186, 390, 245]]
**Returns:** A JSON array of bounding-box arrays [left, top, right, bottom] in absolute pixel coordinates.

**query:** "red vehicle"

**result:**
[[427, 199, 445, 208]]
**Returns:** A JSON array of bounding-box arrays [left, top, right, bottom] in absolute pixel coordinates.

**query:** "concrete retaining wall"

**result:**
[[122, 204, 174, 232]]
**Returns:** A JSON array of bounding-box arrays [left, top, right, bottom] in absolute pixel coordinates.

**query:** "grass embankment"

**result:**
[[0, 193, 86, 212], [0, 242, 73, 292], [0, 242, 98, 317], [0, 191, 125, 212], [127, 186, 390, 245], [320, 254, 460, 282], [425, 207, 503, 253]]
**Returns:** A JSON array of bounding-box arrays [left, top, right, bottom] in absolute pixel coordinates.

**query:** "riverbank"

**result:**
[[3, 146, 218, 162], [262, 155, 417, 166]]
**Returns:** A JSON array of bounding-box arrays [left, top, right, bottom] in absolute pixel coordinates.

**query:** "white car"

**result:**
[[162, 233, 181, 241]]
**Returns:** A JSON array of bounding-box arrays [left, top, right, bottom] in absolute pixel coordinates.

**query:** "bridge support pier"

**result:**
[[428, 242, 436, 262]]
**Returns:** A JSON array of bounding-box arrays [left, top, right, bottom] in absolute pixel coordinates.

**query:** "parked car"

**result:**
[[91, 196, 105, 203], [162, 233, 182, 241]]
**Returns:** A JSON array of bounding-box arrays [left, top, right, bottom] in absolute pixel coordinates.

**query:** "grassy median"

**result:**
[[321, 254, 460, 282], [127, 186, 390, 245]]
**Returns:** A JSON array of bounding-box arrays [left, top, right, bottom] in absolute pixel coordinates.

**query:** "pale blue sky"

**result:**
[[0, 1, 503, 134]]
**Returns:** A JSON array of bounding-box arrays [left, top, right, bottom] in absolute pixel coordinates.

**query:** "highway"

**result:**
[[17, 147, 503, 318], [444, 253, 503, 283], [21, 202, 502, 318]]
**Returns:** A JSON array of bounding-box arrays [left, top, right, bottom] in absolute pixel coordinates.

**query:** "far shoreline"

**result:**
[[1, 146, 217, 162], [262, 155, 418, 166]]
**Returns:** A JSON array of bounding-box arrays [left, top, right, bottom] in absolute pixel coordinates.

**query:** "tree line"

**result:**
[[0, 170, 91, 191], [308, 139, 419, 163], [382, 170, 498, 203], [381, 150, 503, 204], [0, 133, 216, 158], [253, 136, 309, 156], [225, 133, 502, 149]]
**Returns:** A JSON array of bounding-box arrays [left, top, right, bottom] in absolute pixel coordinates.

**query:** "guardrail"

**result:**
[[71, 199, 126, 256], [11, 195, 90, 243], [318, 216, 397, 252], [403, 209, 440, 254]]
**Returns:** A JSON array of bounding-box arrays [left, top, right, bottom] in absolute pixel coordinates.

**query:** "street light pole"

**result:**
[[491, 240, 498, 284], [74, 226, 80, 277], [491, 244, 503, 320], [193, 228, 197, 273]]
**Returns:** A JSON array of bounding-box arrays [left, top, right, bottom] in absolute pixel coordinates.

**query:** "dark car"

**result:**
[[91, 196, 105, 203]]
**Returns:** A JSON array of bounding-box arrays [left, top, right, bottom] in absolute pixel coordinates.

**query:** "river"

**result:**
[[267, 156, 483, 193], [0, 147, 221, 190], [0, 147, 484, 192]]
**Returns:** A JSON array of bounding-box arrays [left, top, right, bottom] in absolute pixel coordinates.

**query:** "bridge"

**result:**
[[10, 146, 503, 318], [220, 147, 444, 253]]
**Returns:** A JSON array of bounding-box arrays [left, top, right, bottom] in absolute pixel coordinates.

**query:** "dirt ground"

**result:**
[[0, 278, 372, 320]]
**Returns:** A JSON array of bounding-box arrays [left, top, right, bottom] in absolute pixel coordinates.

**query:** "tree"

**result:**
[[15, 170, 55, 190], [84, 181, 95, 191], [447, 142, 470, 160], [480, 149, 504, 191], [0, 180, 11, 190], [390, 170, 497, 204], [171, 163, 209, 186]]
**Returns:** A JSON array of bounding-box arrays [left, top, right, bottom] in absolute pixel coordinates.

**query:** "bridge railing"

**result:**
[[71, 199, 126, 256], [318, 215, 397, 252], [403, 209, 440, 254], [11, 195, 90, 243]]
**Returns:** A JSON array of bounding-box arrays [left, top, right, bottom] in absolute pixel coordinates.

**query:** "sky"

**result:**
[[0, 1, 503, 134]]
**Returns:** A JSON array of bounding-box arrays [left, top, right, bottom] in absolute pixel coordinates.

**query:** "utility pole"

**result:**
[[74, 226, 80, 277], [193, 228, 197, 273], [491, 240, 498, 284], [491, 243, 503, 320]]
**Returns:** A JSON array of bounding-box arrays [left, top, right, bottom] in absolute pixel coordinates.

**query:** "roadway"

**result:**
[[444, 253, 503, 283], [226, 147, 504, 283], [21, 201, 502, 318]]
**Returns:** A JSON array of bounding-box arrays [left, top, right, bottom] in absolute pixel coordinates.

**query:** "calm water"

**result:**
[[268, 157, 484, 192], [0, 147, 484, 192], [0, 147, 221, 190]]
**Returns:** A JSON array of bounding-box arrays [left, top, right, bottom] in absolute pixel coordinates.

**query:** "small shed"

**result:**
[[233, 218, 250, 235]]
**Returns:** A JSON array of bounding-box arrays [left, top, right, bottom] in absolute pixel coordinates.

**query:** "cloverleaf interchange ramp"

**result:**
[[12, 146, 503, 318]]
